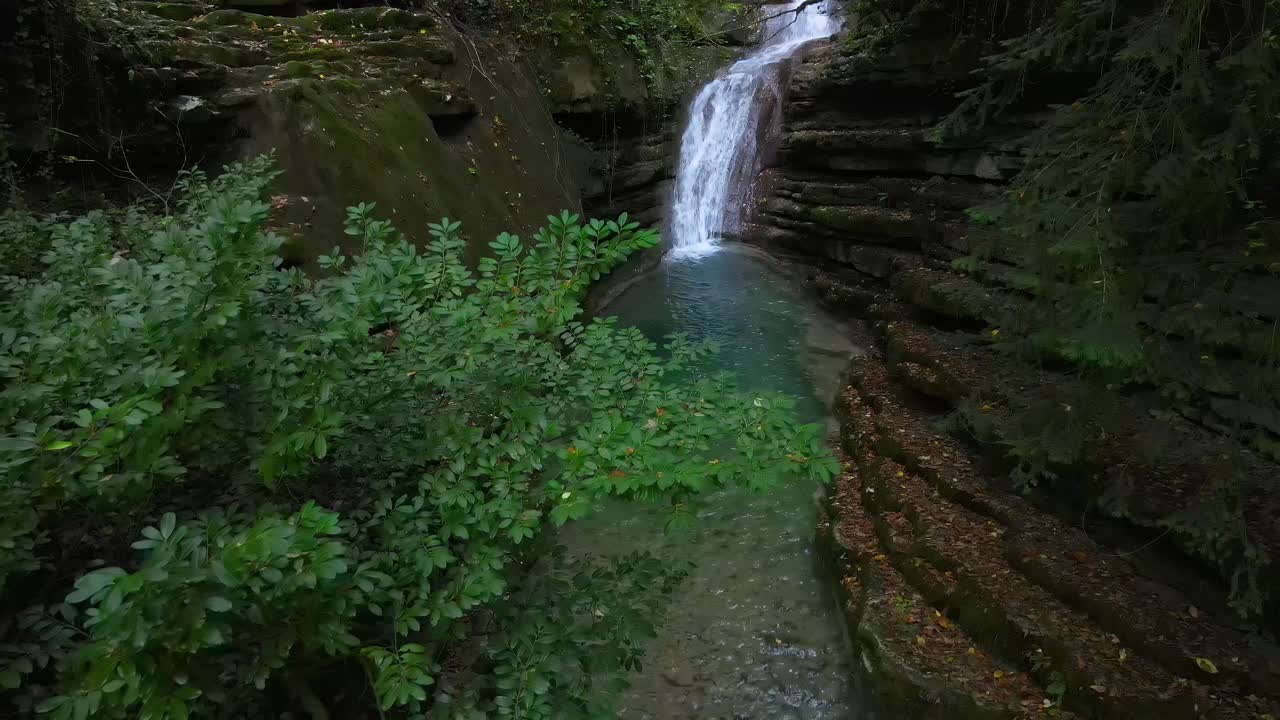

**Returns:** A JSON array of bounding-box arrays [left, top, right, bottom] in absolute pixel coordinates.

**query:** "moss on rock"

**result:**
[[809, 206, 941, 244]]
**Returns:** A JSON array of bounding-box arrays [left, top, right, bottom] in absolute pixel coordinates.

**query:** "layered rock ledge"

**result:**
[[752, 26, 1280, 720]]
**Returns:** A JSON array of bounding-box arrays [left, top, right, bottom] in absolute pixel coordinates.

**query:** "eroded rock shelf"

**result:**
[[749, 23, 1280, 720]]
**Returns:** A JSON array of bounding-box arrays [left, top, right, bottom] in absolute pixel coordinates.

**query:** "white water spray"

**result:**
[[668, 0, 838, 259]]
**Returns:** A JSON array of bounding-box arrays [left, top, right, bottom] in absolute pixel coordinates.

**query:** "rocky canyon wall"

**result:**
[[749, 18, 1280, 720]]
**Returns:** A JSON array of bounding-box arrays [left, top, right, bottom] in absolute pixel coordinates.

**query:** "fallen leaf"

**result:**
[[1195, 657, 1219, 674]]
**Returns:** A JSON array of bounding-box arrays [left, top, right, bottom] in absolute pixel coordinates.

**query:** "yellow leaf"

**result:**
[[1195, 657, 1219, 674], [915, 636, 926, 646], [993, 670, 1004, 679]]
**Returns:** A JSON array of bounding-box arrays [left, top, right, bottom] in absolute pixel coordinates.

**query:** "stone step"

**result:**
[[772, 174, 998, 214], [865, 317, 1280, 634], [781, 129, 1024, 180], [879, 320, 985, 404], [844, 357, 1026, 525], [840, 357, 1277, 718], [1006, 522, 1271, 698], [821, 463, 1069, 719], [889, 266, 1006, 326], [762, 197, 945, 247], [861, 457, 1208, 719]]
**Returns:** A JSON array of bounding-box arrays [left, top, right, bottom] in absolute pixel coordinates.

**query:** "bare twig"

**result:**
[[701, 0, 831, 43]]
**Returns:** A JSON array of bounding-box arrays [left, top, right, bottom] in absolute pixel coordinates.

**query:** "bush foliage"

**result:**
[[0, 157, 837, 718]]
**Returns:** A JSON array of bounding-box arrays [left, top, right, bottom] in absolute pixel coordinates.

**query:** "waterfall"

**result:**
[[668, 0, 839, 259]]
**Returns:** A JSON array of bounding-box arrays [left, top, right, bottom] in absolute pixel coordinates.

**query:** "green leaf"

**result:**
[[1195, 657, 1219, 674], [35, 696, 67, 713], [66, 568, 126, 603], [160, 513, 176, 539], [205, 596, 233, 612]]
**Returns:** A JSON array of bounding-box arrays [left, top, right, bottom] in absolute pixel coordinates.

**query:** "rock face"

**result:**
[[86, 3, 598, 263], [751, 23, 1280, 720], [4, 1, 741, 266]]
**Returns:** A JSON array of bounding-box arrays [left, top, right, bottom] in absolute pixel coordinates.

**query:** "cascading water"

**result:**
[[669, 0, 839, 258]]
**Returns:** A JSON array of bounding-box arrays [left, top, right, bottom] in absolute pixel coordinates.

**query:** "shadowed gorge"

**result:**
[[1, 1, 1277, 719]]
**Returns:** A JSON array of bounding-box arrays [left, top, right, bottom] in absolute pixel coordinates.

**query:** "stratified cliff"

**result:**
[[751, 7, 1280, 718]]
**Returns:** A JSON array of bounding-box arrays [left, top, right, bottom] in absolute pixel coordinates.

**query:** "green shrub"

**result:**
[[0, 157, 837, 718]]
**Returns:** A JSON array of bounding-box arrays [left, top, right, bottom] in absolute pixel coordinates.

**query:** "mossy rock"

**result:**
[[293, 7, 433, 34], [129, 2, 210, 21], [279, 59, 352, 80], [648, 44, 739, 107], [406, 80, 475, 117], [277, 46, 351, 64], [192, 8, 267, 26], [809, 205, 941, 245], [808, 271, 881, 313], [142, 38, 270, 68], [543, 53, 647, 114], [233, 56, 589, 268], [892, 270, 997, 323], [362, 39, 453, 65]]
